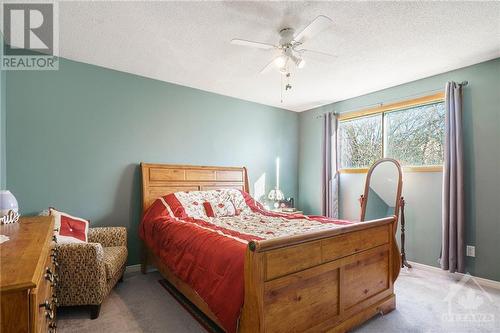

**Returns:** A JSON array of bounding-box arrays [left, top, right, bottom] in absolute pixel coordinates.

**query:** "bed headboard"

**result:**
[[141, 163, 249, 213]]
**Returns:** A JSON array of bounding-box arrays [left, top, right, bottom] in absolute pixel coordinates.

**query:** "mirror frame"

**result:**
[[360, 158, 403, 224]]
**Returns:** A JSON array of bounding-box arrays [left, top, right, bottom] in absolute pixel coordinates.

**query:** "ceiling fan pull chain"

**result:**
[[280, 73, 284, 103], [285, 72, 292, 91]]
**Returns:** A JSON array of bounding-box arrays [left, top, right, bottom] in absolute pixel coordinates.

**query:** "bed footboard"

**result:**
[[239, 216, 400, 333]]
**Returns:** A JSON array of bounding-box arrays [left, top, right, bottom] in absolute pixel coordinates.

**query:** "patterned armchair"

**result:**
[[56, 227, 128, 319]]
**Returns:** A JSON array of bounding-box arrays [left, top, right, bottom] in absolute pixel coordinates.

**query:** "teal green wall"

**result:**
[[5, 58, 299, 265], [298, 58, 500, 281], [1, 34, 5, 189], [1, 67, 5, 189]]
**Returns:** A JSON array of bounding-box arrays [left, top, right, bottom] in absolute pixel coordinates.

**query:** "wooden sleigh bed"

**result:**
[[140, 163, 401, 333]]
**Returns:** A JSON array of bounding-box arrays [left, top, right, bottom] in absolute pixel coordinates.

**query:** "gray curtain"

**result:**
[[440, 82, 465, 273], [321, 112, 339, 218]]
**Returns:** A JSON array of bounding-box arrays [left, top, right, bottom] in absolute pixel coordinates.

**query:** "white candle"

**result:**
[[276, 157, 280, 190]]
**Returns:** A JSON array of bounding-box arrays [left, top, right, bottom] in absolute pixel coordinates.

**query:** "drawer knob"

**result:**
[[52, 235, 58, 243]]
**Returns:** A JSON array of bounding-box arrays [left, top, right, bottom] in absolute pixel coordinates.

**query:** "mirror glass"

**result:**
[[362, 159, 401, 221]]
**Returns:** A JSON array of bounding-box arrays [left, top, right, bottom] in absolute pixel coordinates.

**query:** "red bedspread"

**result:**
[[139, 190, 352, 333]]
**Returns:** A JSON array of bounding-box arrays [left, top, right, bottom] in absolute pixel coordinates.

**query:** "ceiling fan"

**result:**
[[231, 15, 335, 74]]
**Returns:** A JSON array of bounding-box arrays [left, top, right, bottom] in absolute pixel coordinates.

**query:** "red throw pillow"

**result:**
[[203, 202, 215, 217], [49, 208, 89, 242]]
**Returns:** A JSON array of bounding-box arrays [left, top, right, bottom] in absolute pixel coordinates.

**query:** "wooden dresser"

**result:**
[[1, 217, 58, 333]]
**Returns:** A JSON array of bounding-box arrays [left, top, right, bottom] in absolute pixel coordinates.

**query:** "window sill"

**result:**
[[338, 168, 369, 174], [403, 166, 443, 173], [339, 165, 443, 174]]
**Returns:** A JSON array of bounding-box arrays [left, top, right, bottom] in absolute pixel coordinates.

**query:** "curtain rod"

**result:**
[[315, 81, 469, 119]]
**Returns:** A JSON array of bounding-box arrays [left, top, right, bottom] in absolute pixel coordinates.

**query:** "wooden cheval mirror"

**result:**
[[360, 158, 411, 268]]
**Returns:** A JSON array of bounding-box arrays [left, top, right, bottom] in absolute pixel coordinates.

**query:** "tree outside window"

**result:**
[[338, 101, 445, 169]]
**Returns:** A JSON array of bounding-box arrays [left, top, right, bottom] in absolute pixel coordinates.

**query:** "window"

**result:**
[[338, 93, 445, 172], [385, 102, 445, 166], [339, 114, 382, 169]]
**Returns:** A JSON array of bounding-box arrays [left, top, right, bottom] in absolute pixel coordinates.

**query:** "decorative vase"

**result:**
[[0, 190, 19, 224]]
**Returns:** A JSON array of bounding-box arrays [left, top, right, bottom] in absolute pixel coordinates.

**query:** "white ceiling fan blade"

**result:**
[[231, 38, 277, 50], [294, 15, 333, 44], [298, 49, 337, 59], [260, 57, 279, 74]]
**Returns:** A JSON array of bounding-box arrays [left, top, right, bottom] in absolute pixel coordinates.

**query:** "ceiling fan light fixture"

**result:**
[[274, 55, 287, 68], [290, 53, 305, 69]]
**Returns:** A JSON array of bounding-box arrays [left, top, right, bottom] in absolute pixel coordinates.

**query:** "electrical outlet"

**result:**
[[466, 245, 475, 257]]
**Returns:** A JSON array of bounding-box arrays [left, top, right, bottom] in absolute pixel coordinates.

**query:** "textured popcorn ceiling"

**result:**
[[58, 1, 500, 111]]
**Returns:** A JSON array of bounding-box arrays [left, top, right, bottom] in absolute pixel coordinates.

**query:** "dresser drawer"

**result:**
[[33, 248, 57, 332]]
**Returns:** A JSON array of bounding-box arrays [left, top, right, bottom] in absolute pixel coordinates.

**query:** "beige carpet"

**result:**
[[57, 267, 500, 333]]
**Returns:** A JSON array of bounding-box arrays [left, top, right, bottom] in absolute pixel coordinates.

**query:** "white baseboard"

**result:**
[[407, 260, 500, 290]]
